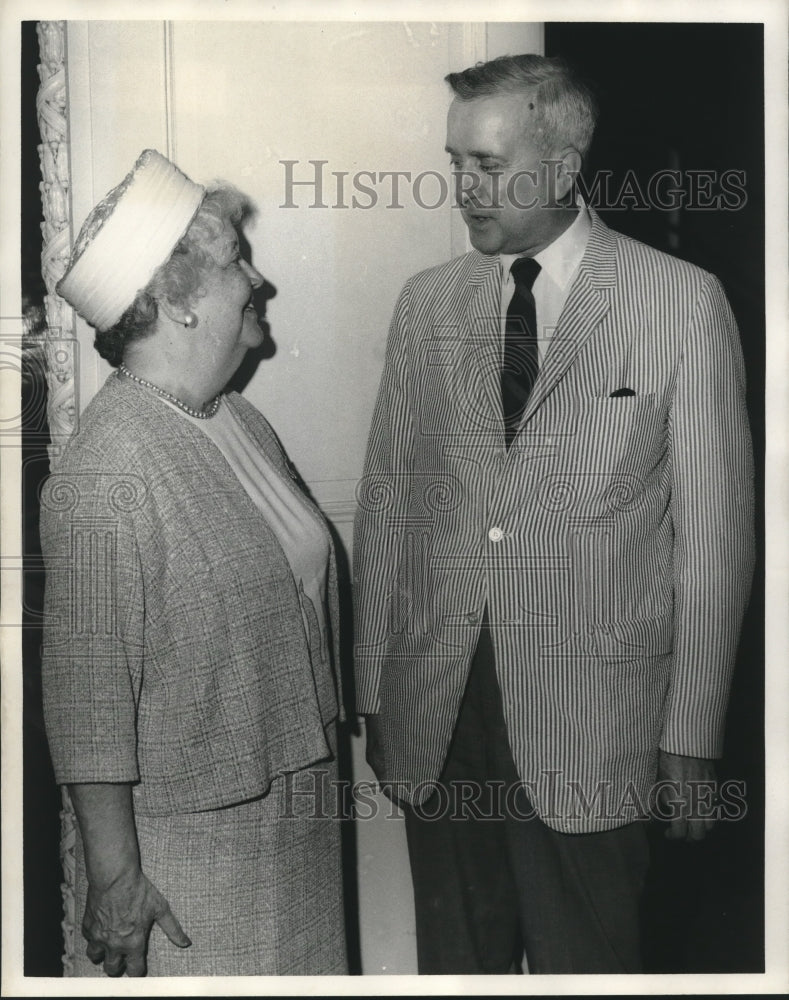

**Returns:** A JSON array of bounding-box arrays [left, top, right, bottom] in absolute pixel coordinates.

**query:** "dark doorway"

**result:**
[[545, 22, 765, 973], [21, 19, 64, 977]]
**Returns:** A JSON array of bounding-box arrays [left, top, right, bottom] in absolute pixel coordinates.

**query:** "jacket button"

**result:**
[[488, 526, 504, 542], [466, 611, 479, 624]]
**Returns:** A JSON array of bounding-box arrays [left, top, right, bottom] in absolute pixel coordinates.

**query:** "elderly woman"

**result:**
[[41, 150, 346, 976]]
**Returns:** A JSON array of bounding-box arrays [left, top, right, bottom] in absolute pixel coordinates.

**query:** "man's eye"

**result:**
[[479, 163, 501, 174]]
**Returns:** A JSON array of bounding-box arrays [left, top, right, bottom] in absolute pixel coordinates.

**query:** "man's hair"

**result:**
[[445, 54, 598, 158], [94, 185, 253, 366]]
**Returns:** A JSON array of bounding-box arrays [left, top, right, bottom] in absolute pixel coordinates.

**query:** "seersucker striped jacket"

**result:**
[[353, 212, 755, 833]]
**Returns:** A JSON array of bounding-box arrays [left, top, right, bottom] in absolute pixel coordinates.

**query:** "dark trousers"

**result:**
[[403, 621, 650, 974]]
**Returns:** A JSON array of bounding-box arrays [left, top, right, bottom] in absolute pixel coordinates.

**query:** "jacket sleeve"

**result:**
[[353, 280, 415, 714], [661, 273, 756, 757], [40, 463, 146, 784]]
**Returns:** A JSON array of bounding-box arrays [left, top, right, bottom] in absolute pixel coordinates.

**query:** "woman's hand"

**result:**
[[82, 867, 191, 977], [69, 782, 191, 976]]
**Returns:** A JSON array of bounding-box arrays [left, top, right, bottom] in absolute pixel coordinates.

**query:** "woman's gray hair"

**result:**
[[94, 185, 254, 367], [445, 54, 598, 159]]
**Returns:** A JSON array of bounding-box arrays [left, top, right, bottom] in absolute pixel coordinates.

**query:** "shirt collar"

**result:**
[[499, 198, 592, 292]]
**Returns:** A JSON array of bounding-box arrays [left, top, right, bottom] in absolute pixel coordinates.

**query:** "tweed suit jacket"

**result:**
[[41, 374, 341, 816], [353, 212, 755, 832]]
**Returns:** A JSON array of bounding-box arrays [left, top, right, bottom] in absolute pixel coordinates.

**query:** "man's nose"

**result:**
[[454, 168, 485, 208]]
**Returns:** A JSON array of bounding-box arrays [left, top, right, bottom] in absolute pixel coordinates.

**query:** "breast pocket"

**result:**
[[537, 394, 661, 516], [562, 394, 659, 468]]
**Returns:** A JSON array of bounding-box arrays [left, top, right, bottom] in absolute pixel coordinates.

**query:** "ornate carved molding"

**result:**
[[36, 20, 76, 466], [58, 789, 77, 976], [36, 20, 78, 974]]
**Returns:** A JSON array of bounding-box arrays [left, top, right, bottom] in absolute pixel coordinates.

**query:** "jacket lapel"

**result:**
[[518, 212, 618, 428], [454, 252, 502, 432]]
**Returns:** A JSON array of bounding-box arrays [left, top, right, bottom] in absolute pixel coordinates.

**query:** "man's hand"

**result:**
[[656, 749, 718, 842], [364, 714, 413, 809], [83, 867, 191, 977], [364, 713, 386, 782]]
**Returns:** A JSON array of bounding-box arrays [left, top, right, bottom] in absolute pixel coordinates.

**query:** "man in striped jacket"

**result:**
[[353, 54, 754, 974]]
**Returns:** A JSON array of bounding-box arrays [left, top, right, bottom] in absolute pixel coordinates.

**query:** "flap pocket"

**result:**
[[592, 612, 673, 659]]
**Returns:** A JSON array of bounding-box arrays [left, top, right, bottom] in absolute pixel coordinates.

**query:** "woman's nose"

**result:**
[[242, 259, 264, 288]]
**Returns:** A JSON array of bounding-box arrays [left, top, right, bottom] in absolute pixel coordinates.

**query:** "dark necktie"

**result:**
[[502, 256, 541, 448]]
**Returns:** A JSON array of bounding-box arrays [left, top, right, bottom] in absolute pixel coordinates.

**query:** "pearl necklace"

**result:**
[[117, 364, 221, 419]]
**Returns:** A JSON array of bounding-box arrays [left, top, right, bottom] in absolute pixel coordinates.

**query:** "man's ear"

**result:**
[[555, 147, 582, 200]]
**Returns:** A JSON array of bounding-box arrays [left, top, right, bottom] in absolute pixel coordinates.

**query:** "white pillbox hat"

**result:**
[[57, 150, 206, 331]]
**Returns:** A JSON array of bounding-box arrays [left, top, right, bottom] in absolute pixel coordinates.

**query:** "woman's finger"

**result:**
[[155, 903, 192, 948], [102, 950, 126, 977], [124, 952, 148, 977], [84, 939, 105, 964]]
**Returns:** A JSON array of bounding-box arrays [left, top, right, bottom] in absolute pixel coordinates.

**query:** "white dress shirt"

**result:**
[[499, 202, 592, 365]]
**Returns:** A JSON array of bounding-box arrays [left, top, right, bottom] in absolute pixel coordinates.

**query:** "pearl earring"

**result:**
[[183, 313, 198, 329]]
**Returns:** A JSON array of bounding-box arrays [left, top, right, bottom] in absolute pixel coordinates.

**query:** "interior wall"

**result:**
[[61, 18, 543, 975]]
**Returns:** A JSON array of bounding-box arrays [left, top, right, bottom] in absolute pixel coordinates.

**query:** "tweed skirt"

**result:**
[[66, 749, 347, 977]]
